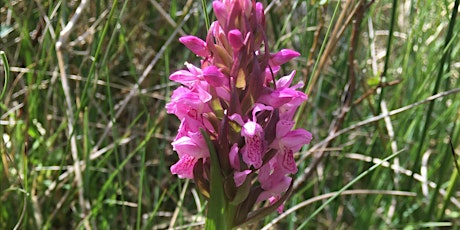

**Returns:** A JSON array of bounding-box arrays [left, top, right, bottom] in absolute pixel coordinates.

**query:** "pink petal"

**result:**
[[251, 103, 274, 120], [241, 0, 252, 17], [258, 90, 293, 108], [258, 162, 271, 184], [172, 132, 209, 158], [269, 196, 285, 214], [276, 120, 295, 138], [276, 71, 296, 88], [229, 113, 245, 126], [255, 2, 265, 25], [179, 36, 209, 57], [169, 70, 198, 85], [170, 154, 197, 179], [282, 129, 312, 151], [166, 88, 206, 121], [234, 170, 251, 187], [269, 49, 300, 66], [212, 1, 227, 27], [257, 175, 292, 202], [242, 121, 261, 137], [185, 62, 203, 76], [202, 65, 226, 87], [264, 65, 280, 83], [281, 147, 297, 173], [242, 121, 264, 168], [258, 86, 307, 108], [228, 29, 244, 51], [196, 85, 212, 103], [229, 144, 240, 170]]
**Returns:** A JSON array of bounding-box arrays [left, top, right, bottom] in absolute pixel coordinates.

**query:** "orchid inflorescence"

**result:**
[[166, 0, 311, 226]]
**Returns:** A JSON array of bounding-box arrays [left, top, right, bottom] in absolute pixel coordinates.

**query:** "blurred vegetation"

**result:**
[[1, 0, 460, 229]]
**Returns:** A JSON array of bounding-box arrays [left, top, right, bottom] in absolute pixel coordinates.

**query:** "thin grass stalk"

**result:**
[[427, 140, 451, 218], [82, 108, 92, 226], [102, 0, 131, 224], [55, 0, 90, 225], [92, 7, 192, 152], [168, 179, 190, 229], [298, 150, 404, 228], [0, 51, 9, 102], [409, 0, 459, 192], [144, 190, 168, 229], [294, 0, 342, 130], [437, 134, 460, 220], [136, 127, 148, 229], [91, 124, 157, 219], [79, 0, 118, 117], [262, 190, 416, 229], [375, 0, 398, 114], [2, 143, 28, 229], [201, 0, 210, 31], [302, 0, 342, 97]]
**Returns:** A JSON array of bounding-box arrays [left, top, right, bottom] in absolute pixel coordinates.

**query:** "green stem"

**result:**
[[201, 129, 236, 230], [224, 203, 238, 229], [0, 51, 9, 101], [201, 0, 210, 31]]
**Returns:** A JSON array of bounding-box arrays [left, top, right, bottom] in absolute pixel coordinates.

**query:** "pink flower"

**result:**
[[241, 121, 264, 168], [268, 120, 312, 174], [278, 129, 312, 152], [167, 0, 312, 222], [259, 71, 307, 108], [165, 87, 209, 133], [172, 132, 209, 159], [258, 161, 292, 201], [230, 104, 274, 169]]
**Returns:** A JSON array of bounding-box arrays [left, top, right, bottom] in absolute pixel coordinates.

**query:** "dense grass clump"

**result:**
[[1, 0, 459, 229]]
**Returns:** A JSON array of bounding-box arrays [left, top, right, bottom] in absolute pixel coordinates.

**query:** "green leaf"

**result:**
[[201, 129, 227, 230]]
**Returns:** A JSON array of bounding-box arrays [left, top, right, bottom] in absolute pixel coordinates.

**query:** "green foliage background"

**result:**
[[1, 0, 460, 229]]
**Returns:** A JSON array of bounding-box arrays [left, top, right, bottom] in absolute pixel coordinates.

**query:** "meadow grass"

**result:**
[[1, 0, 460, 229]]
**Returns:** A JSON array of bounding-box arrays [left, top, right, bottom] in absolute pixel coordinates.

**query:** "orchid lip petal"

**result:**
[[241, 121, 264, 168], [170, 154, 197, 179]]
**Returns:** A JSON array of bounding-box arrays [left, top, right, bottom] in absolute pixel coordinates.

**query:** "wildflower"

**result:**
[[166, 0, 312, 227]]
